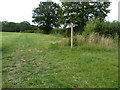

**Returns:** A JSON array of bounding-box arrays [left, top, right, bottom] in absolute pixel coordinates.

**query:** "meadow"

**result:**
[[1, 32, 118, 88]]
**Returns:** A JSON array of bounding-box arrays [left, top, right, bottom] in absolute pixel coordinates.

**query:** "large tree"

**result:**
[[60, 2, 110, 33], [32, 2, 61, 34], [19, 21, 31, 31]]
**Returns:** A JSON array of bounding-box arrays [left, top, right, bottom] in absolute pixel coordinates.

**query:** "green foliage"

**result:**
[[34, 29, 43, 33], [83, 18, 102, 36], [2, 21, 19, 32], [91, 2, 110, 20], [19, 21, 31, 31], [20, 30, 35, 33], [83, 19, 120, 37], [32, 2, 110, 34], [20, 29, 44, 33], [51, 28, 71, 37], [2, 21, 39, 32], [32, 2, 61, 34], [60, 2, 110, 33], [108, 21, 120, 37]]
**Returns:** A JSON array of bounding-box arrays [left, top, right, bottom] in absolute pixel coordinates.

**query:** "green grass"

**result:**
[[1, 32, 118, 88]]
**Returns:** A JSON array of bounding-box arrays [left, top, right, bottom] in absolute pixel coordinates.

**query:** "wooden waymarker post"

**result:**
[[70, 23, 76, 48]]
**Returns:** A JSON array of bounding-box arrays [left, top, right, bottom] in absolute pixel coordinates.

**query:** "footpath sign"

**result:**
[[70, 23, 77, 48]]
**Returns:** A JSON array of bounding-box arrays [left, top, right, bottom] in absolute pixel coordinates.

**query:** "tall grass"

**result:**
[[67, 32, 118, 48]]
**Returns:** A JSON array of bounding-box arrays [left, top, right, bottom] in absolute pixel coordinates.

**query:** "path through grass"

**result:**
[[1, 32, 118, 88]]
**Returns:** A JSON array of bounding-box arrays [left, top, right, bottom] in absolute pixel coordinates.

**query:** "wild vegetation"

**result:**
[[1, 1, 119, 88], [51, 19, 120, 38], [2, 32, 118, 88]]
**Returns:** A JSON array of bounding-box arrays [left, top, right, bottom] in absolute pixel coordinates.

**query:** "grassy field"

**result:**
[[1, 32, 118, 88]]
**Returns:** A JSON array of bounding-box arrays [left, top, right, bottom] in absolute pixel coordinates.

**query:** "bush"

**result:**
[[82, 19, 120, 38], [34, 29, 43, 33], [82, 18, 102, 36], [108, 21, 120, 37], [20, 30, 34, 33], [51, 28, 71, 37]]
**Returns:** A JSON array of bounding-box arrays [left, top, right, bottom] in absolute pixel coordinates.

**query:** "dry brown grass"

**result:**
[[70, 32, 115, 47]]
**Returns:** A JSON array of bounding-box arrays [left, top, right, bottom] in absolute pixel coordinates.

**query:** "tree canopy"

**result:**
[[32, 2, 61, 34], [2, 21, 38, 32], [60, 2, 110, 33], [32, 2, 110, 34]]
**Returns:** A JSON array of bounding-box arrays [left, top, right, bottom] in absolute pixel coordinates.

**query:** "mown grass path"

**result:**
[[1, 32, 118, 88]]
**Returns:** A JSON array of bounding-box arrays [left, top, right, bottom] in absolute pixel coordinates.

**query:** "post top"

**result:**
[[70, 23, 77, 27]]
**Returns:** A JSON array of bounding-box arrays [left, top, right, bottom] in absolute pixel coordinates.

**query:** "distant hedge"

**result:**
[[2, 21, 39, 32], [51, 28, 71, 37], [20, 29, 44, 33]]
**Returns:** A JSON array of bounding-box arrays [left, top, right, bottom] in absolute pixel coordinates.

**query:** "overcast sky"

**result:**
[[0, 0, 119, 24]]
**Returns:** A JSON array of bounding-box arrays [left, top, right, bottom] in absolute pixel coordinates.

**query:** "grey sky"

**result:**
[[0, 0, 119, 24]]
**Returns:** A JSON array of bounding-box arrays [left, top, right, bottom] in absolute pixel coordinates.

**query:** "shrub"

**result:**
[[20, 30, 34, 33], [20, 29, 44, 33], [82, 18, 102, 36], [83, 19, 120, 38], [34, 29, 43, 33], [108, 21, 120, 37], [51, 28, 71, 37]]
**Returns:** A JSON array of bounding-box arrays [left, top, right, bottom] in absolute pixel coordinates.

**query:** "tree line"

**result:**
[[2, 2, 119, 37], [32, 2, 111, 34], [2, 21, 38, 32], [32, 2, 119, 37]]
